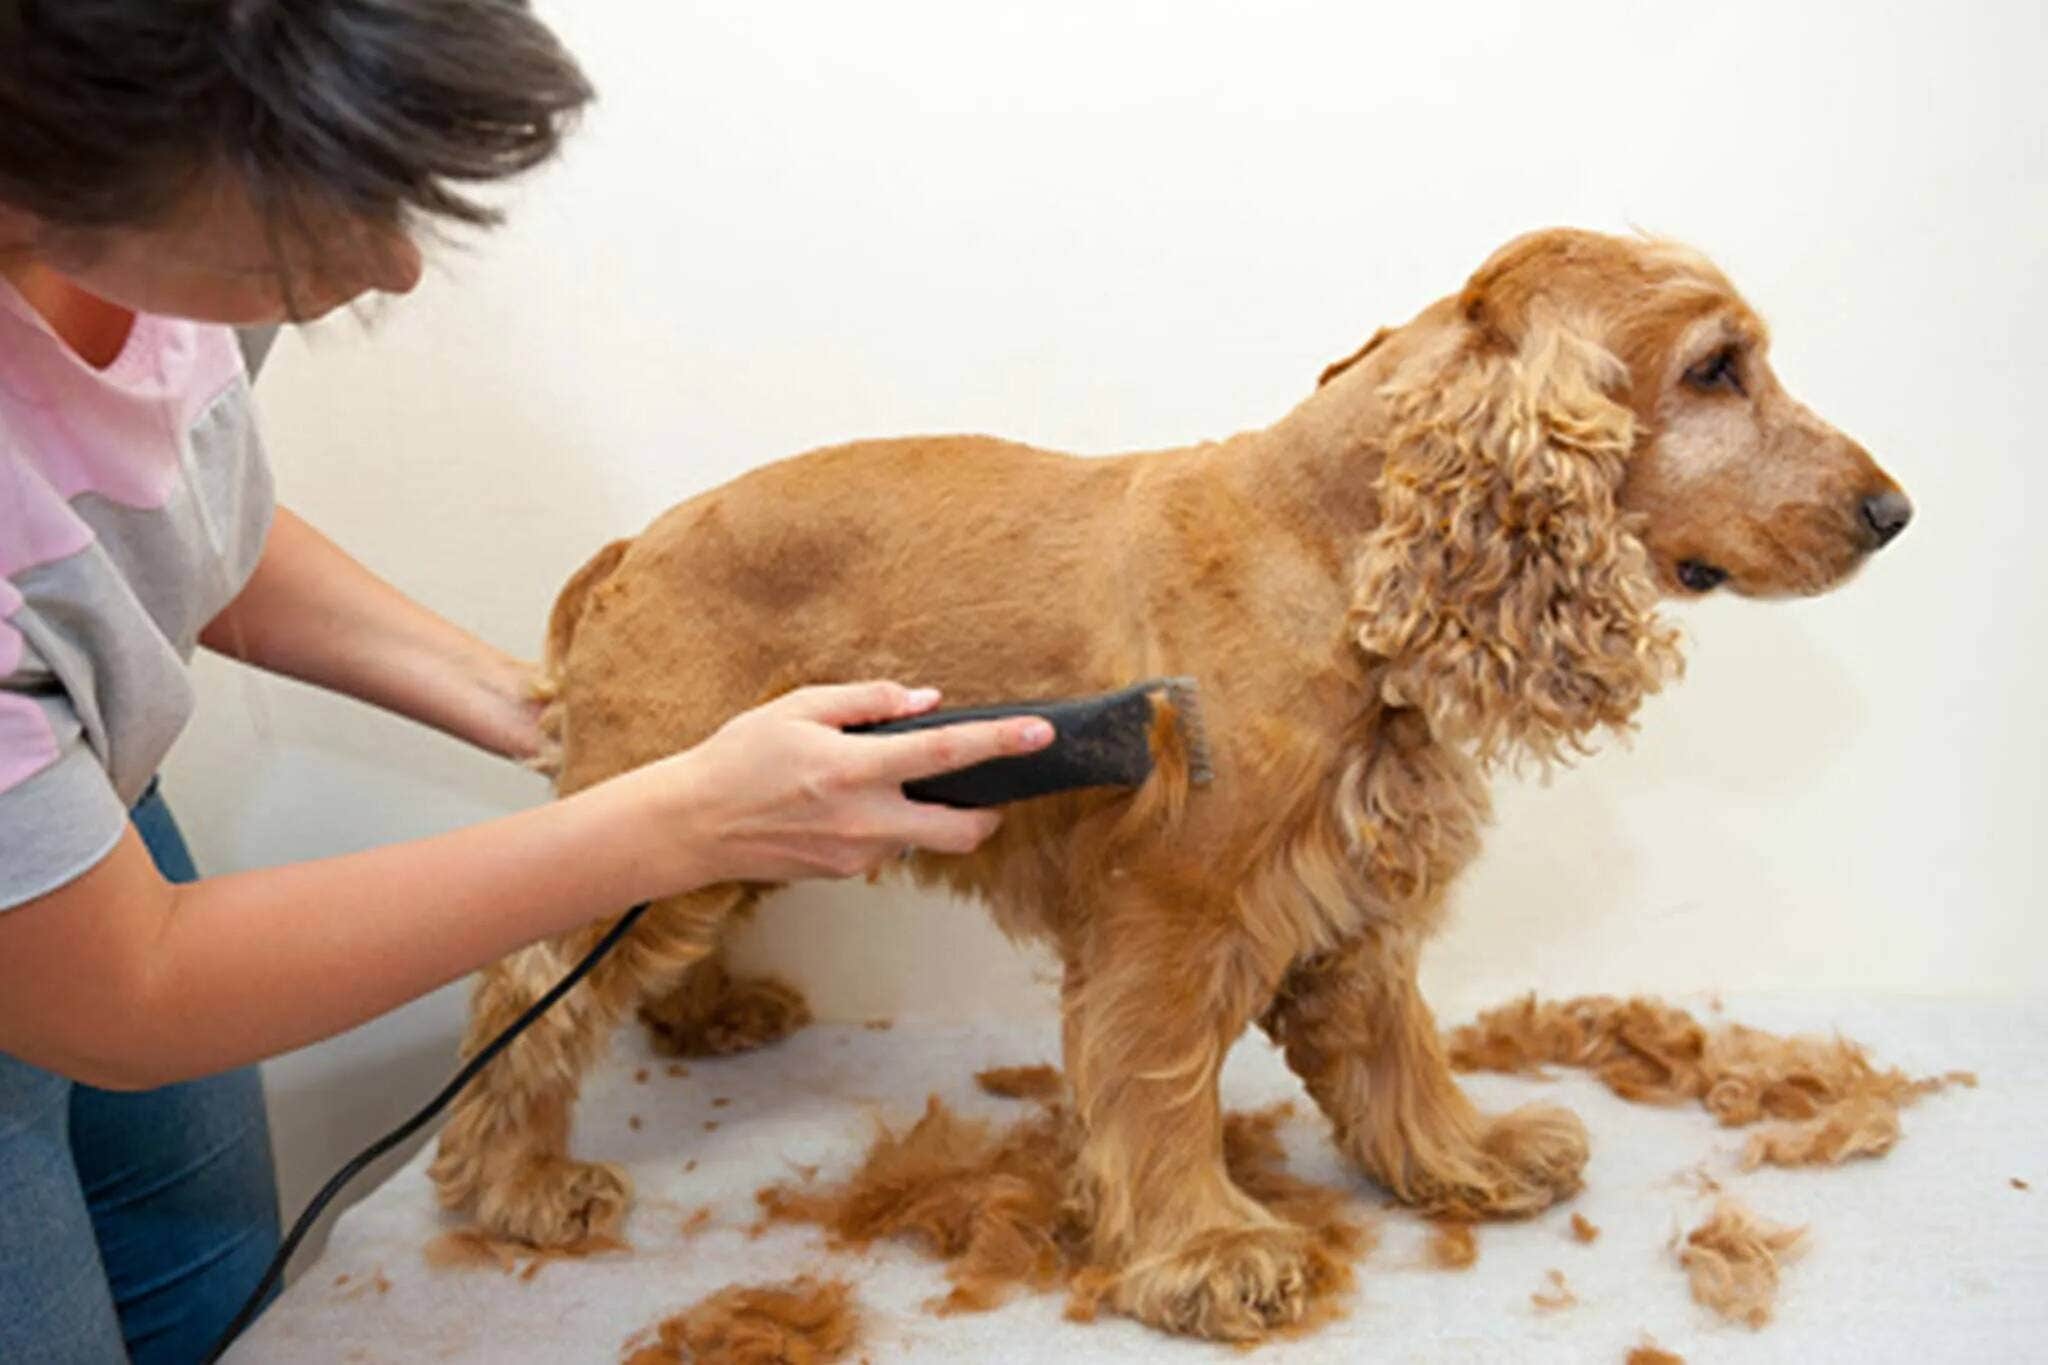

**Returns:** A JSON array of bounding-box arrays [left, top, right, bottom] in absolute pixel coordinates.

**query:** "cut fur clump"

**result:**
[[1530, 1268, 1576, 1311], [1626, 1339, 1685, 1365], [754, 1084, 1371, 1339], [1426, 1221, 1478, 1270], [975, 1064, 1065, 1104], [1736, 1093, 1903, 1170], [621, 1277, 858, 1365], [1445, 995, 1972, 1167], [640, 967, 813, 1059], [1569, 1212, 1601, 1243], [757, 1094, 1074, 1315], [331, 1269, 392, 1300], [1678, 1198, 1805, 1329]]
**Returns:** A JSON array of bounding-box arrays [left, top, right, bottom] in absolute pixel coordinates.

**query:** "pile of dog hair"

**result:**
[[596, 995, 1968, 1363], [1443, 993, 1974, 1170], [619, 1277, 859, 1365], [751, 1076, 1370, 1332]]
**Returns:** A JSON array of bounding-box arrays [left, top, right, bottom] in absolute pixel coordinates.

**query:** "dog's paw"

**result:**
[[474, 1155, 632, 1249], [640, 973, 812, 1058], [1112, 1222, 1315, 1342], [1481, 1102, 1587, 1198], [1402, 1103, 1588, 1220]]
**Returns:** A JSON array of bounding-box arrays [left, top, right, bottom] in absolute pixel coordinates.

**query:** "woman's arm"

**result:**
[[200, 506, 543, 761], [0, 683, 1052, 1089], [5, 776, 664, 1089]]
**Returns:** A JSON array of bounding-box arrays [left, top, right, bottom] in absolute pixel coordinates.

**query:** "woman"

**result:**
[[0, 4, 1052, 1360]]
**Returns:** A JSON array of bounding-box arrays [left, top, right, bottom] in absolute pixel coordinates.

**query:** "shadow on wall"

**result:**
[[1632, 599, 1872, 801], [1423, 600, 1878, 1013], [724, 880, 1064, 1024]]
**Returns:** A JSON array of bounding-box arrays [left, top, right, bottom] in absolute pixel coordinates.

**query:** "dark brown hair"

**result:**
[[0, 0, 592, 242]]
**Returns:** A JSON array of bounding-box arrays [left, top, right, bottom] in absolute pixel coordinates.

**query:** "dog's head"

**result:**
[[1331, 228, 1909, 765]]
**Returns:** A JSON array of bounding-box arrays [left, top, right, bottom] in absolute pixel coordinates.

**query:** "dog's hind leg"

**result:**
[[1261, 928, 1586, 1220], [636, 916, 812, 1059], [1062, 886, 1311, 1342], [428, 886, 739, 1248]]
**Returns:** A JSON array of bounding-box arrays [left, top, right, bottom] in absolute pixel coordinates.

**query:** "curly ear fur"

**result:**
[[1351, 318, 1683, 768]]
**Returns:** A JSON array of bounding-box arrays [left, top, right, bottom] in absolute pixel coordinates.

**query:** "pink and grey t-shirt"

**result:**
[[0, 283, 273, 909]]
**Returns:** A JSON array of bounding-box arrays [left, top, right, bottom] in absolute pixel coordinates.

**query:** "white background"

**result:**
[[163, 0, 2046, 1246]]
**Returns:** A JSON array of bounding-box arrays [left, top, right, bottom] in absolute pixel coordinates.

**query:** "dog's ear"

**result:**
[[1350, 299, 1682, 768], [1318, 327, 1393, 388]]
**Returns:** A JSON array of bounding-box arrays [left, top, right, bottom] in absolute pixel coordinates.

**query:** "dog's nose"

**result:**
[[1860, 489, 1913, 547]]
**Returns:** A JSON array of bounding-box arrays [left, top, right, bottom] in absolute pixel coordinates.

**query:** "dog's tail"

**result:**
[[530, 536, 634, 783]]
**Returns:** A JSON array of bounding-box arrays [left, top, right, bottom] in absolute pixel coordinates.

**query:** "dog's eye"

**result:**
[[1684, 346, 1745, 396]]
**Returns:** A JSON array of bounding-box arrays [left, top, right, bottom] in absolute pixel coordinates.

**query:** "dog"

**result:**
[[429, 228, 1910, 1340]]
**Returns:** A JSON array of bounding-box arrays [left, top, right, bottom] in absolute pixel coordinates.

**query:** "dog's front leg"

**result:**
[[1261, 928, 1586, 1220], [1061, 885, 1309, 1341]]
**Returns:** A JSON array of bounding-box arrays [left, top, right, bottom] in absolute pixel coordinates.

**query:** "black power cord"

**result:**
[[201, 902, 652, 1364]]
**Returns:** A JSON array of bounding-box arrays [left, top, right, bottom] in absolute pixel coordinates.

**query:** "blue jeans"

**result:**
[[0, 782, 282, 1364]]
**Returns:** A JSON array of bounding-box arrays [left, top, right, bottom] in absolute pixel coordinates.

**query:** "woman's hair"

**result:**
[[0, 0, 592, 244]]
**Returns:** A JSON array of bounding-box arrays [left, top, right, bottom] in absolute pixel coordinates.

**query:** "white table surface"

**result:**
[[228, 994, 2048, 1364]]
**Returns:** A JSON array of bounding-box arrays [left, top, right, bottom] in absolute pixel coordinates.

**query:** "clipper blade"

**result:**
[[1150, 676, 1214, 786]]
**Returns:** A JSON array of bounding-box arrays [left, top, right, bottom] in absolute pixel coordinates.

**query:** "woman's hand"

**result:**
[[202, 507, 551, 764], [466, 651, 549, 763], [618, 681, 1055, 886]]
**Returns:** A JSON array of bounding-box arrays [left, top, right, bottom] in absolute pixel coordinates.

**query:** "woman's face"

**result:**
[[8, 176, 423, 325]]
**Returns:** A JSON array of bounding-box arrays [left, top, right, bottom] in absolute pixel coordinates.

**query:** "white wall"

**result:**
[[165, 0, 2047, 1245]]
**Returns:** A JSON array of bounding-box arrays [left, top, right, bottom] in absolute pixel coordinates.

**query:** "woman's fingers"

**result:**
[[775, 680, 940, 728], [855, 716, 1053, 787]]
